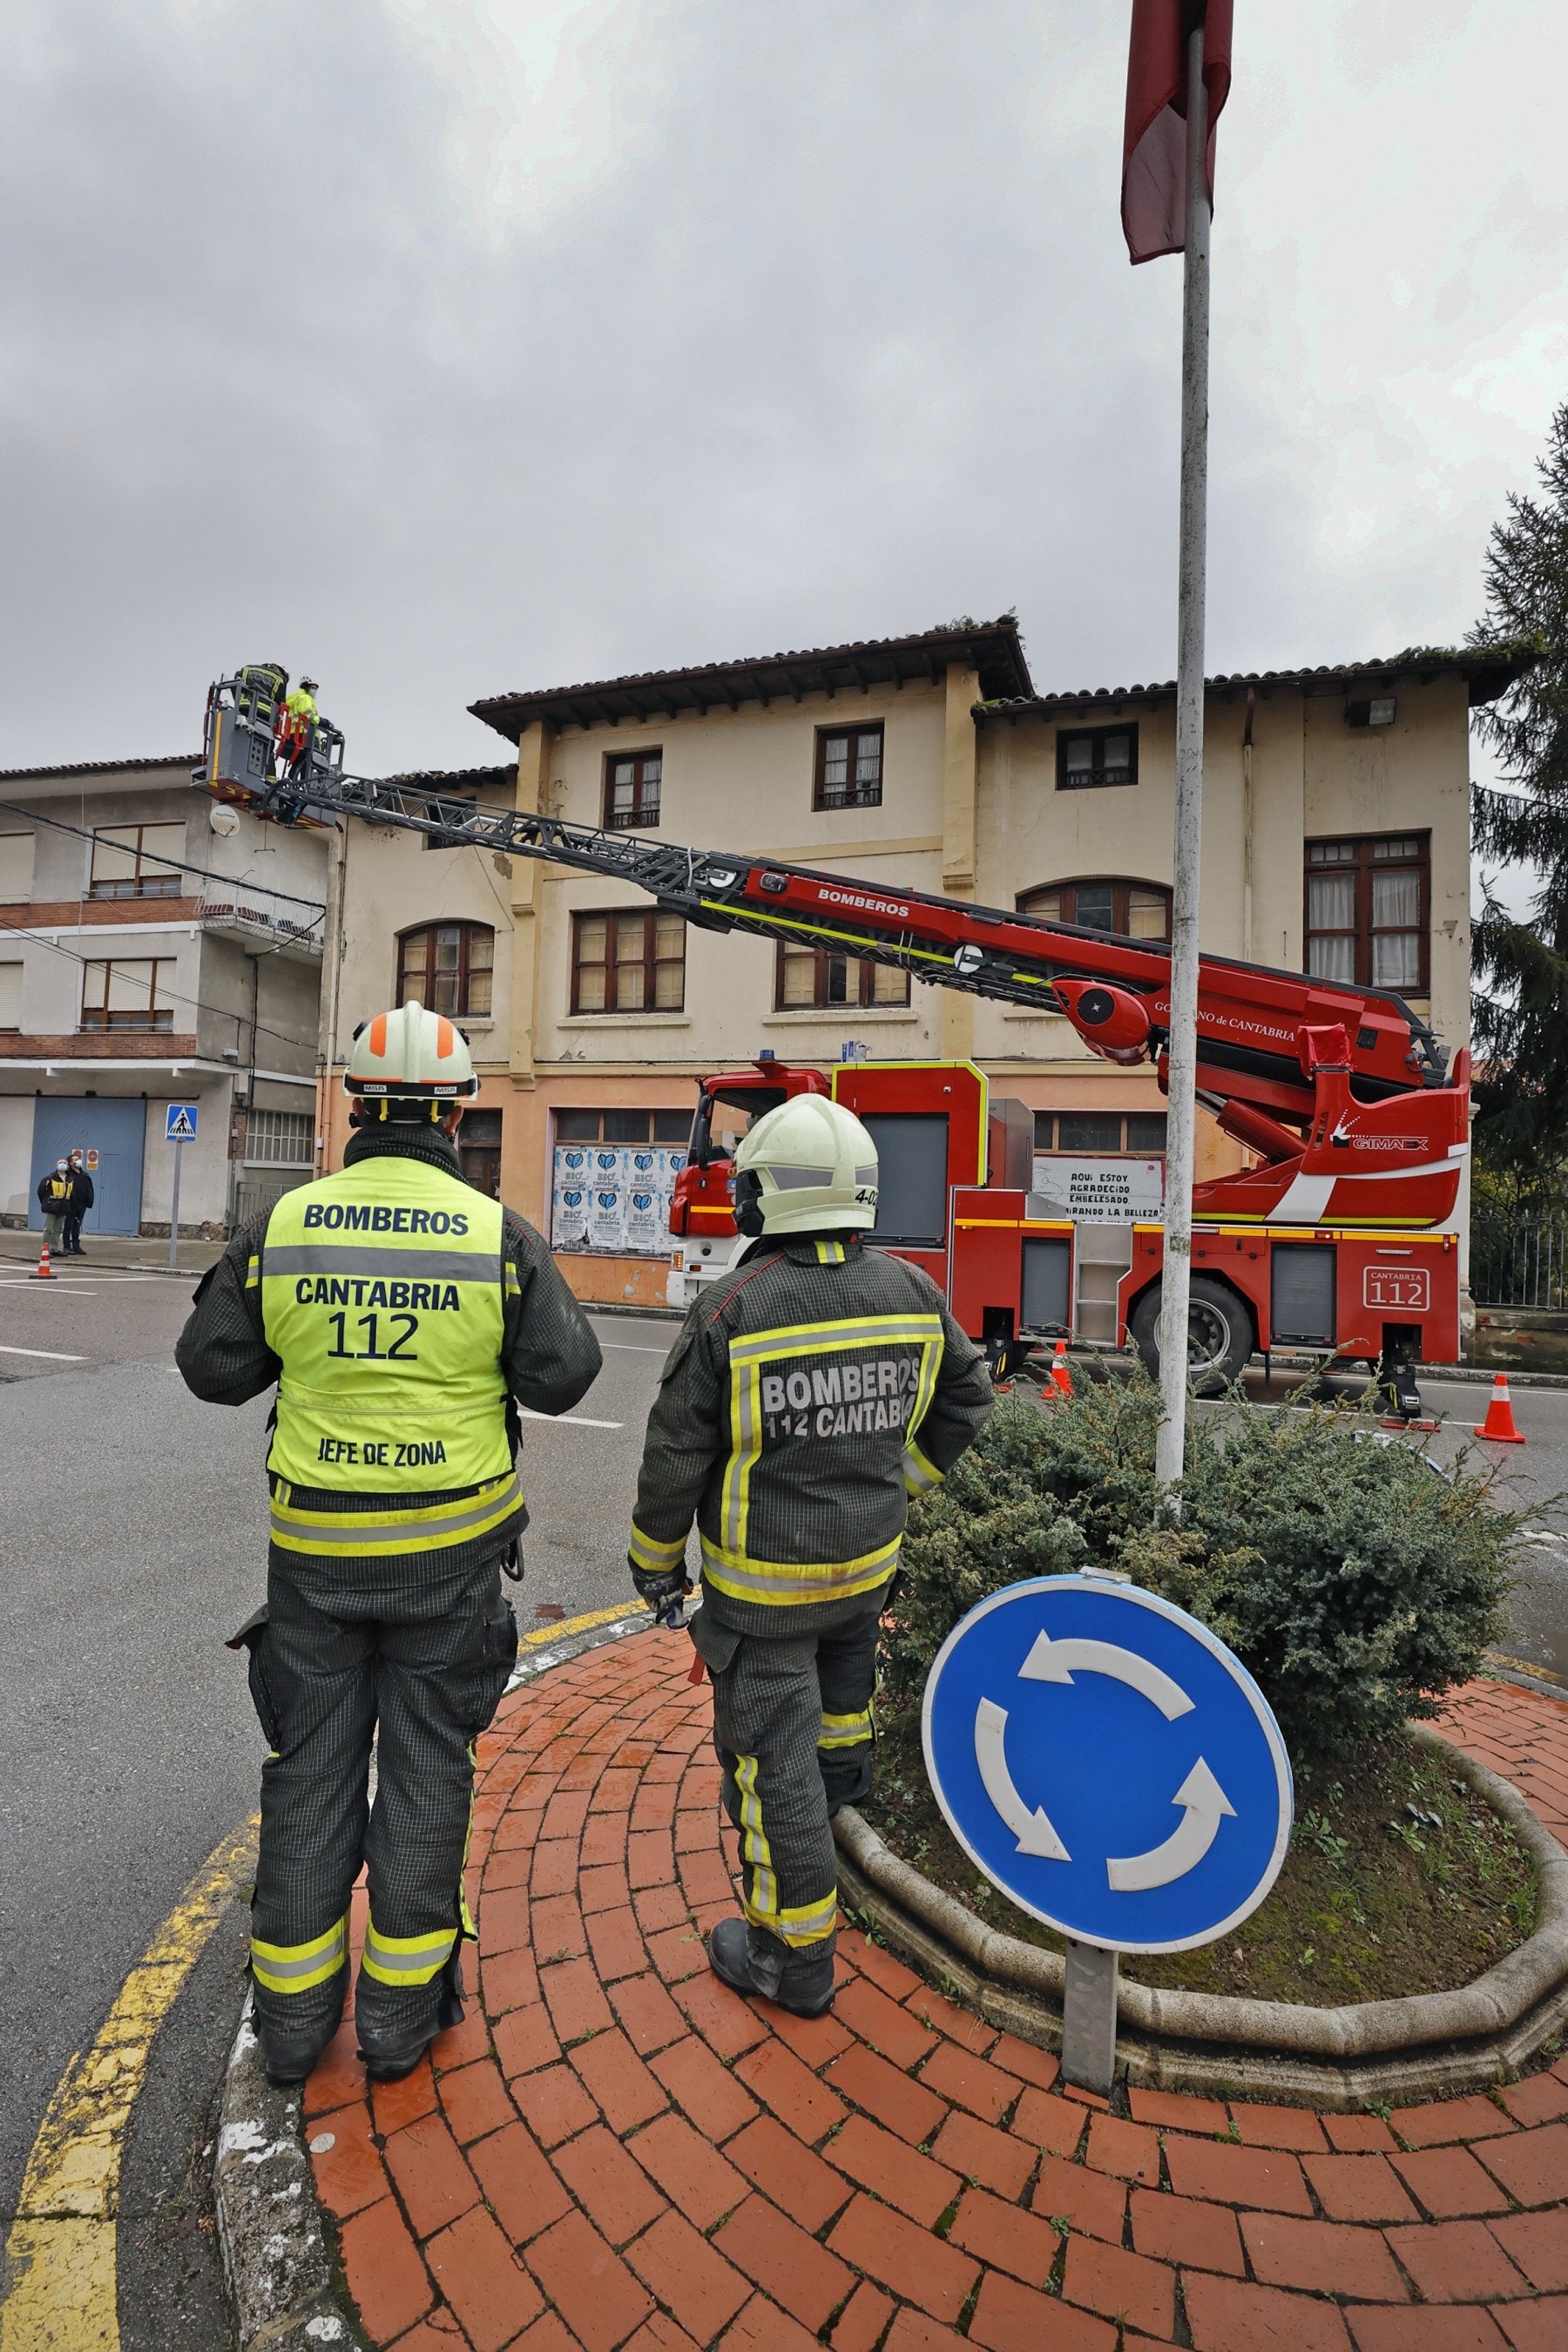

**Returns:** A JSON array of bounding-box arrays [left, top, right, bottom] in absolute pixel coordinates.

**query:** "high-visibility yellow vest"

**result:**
[[255, 1156, 518, 1556], [281, 688, 317, 722]]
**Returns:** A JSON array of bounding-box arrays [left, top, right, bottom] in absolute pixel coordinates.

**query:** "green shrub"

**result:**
[[884, 1374, 1519, 1774]]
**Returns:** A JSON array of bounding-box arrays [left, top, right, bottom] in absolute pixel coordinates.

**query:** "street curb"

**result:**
[[834, 1726, 1568, 2111], [212, 1605, 652, 2352], [214, 2000, 368, 2352]]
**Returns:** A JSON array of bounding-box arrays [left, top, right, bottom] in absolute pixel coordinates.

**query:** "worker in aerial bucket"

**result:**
[[175, 1000, 601, 2085], [626, 1094, 993, 2015], [278, 673, 321, 778]]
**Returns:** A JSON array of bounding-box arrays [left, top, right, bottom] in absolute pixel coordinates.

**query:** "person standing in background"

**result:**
[[36, 1159, 71, 1257], [62, 1148, 93, 1254]]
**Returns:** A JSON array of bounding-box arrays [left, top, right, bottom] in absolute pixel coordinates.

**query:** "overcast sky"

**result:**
[[2, 0, 1564, 840]]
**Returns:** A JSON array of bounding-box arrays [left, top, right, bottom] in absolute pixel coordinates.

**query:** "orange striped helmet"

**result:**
[[343, 998, 479, 1101]]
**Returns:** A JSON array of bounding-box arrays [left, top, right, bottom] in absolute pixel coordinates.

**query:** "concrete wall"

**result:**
[[0, 765, 329, 1230], [0, 1098, 32, 1223]]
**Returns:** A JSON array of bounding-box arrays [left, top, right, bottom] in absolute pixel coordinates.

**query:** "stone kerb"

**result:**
[[290, 1641, 1568, 2350], [833, 1722, 1568, 2110]]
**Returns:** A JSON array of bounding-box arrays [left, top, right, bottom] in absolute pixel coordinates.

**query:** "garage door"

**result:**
[[28, 1098, 146, 1234]]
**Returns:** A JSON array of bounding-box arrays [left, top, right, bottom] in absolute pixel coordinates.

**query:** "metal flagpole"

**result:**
[[1154, 18, 1212, 1499]]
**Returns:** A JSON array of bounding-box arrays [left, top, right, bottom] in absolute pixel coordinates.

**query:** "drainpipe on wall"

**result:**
[[1241, 686, 1255, 963], [318, 820, 348, 1176]]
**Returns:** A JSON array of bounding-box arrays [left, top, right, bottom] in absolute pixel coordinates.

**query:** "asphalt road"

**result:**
[[3, 1274, 1567, 2339]]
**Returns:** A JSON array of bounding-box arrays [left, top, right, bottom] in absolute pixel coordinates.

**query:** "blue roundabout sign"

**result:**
[[922, 1576, 1293, 1955]]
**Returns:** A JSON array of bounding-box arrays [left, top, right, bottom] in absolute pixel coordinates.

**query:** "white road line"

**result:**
[[596, 1342, 667, 1352], [0, 1284, 104, 1294], [0, 1342, 89, 1361], [517, 1407, 625, 1429]]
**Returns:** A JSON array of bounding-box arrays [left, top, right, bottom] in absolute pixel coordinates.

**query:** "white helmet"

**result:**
[[343, 997, 479, 1105], [733, 1095, 879, 1235]]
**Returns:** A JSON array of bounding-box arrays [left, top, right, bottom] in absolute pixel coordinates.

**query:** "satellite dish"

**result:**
[[209, 803, 240, 837]]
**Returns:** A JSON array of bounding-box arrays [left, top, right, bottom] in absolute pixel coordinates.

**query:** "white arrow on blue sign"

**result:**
[[165, 1104, 199, 1144], [921, 1576, 1293, 1955]]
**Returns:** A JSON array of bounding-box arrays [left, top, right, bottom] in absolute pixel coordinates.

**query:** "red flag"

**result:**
[[1122, 0, 1232, 265]]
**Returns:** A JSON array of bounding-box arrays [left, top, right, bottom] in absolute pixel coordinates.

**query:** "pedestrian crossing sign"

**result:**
[[166, 1104, 199, 1144]]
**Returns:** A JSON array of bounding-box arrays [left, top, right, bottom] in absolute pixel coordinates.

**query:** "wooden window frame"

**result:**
[[1017, 877, 1171, 940], [1055, 723, 1139, 792], [1034, 1111, 1168, 1156], [395, 922, 495, 1018], [773, 938, 910, 1011], [1304, 833, 1430, 993], [553, 1107, 691, 1145], [80, 956, 175, 1031], [602, 748, 663, 831], [570, 909, 686, 1015], [814, 723, 884, 812], [88, 822, 186, 900]]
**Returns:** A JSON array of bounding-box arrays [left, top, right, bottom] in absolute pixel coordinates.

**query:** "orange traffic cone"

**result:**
[[1049, 1338, 1073, 1401], [29, 1239, 55, 1281], [1474, 1374, 1525, 1445]]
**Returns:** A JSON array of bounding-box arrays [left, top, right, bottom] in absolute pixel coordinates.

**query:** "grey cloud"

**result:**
[[0, 0, 1561, 786]]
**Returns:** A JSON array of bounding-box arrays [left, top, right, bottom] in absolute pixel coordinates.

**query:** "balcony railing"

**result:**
[[194, 893, 325, 956]]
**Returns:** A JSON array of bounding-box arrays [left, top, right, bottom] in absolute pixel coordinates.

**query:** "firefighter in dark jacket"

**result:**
[[177, 999, 601, 2086], [628, 1094, 993, 2017]]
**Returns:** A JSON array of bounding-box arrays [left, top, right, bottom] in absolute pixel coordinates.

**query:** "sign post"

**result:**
[[165, 1103, 199, 1270], [923, 1571, 1291, 2096]]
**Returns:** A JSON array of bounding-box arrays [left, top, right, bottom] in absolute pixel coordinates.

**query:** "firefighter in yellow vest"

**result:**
[[278, 674, 320, 778], [627, 1096, 994, 2015], [177, 1001, 601, 2085]]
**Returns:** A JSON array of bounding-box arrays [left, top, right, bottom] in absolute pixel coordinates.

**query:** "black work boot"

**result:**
[[707, 1918, 836, 2017], [357, 1952, 466, 2082], [253, 1981, 346, 2089], [821, 1757, 873, 1820], [257, 2022, 336, 2088]]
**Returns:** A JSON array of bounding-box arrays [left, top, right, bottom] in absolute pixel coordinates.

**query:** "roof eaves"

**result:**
[[0, 752, 202, 782], [469, 617, 1031, 742], [973, 640, 1541, 722]]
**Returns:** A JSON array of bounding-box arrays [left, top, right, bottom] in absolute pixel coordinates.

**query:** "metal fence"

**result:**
[[1470, 1212, 1568, 1310], [231, 1170, 309, 1233]]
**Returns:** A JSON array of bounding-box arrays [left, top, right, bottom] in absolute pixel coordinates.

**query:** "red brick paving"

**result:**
[[304, 1653, 1568, 2349]]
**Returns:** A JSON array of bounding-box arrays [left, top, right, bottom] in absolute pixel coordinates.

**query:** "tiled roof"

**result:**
[[470, 618, 1031, 740], [382, 765, 517, 793], [0, 753, 201, 782], [977, 642, 1538, 719]]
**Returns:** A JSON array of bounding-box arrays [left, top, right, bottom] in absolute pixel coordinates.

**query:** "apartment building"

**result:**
[[321, 618, 1523, 1306], [0, 756, 329, 1236]]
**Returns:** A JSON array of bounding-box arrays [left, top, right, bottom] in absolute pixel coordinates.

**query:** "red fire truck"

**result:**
[[669, 1047, 1462, 1407], [195, 687, 1469, 1414]]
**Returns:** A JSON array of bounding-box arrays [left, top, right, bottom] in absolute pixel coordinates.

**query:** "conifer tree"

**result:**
[[1470, 402, 1568, 1194]]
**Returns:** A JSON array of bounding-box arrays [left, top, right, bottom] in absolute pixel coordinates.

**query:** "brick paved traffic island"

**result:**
[[302, 1639, 1568, 2351]]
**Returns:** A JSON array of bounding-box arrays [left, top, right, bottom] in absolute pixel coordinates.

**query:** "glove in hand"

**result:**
[[630, 1563, 691, 1610]]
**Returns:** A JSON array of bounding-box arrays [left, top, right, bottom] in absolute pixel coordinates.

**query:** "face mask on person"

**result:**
[[56, 1161, 68, 1174]]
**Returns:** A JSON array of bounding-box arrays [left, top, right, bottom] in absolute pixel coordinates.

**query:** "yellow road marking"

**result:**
[[0, 1816, 259, 2351], [0, 1596, 641, 2343], [521, 1599, 646, 1648]]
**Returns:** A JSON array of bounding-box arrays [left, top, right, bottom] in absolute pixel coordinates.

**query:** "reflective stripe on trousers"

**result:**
[[733, 1754, 837, 1948], [362, 1916, 458, 1986], [250, 1915, 348, 1995], [817, 1706, 874, 1750]]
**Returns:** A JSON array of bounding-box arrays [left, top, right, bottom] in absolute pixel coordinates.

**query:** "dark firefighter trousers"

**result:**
[[236, 1558, 519, 2048], [694, 1591, 882, 1977]]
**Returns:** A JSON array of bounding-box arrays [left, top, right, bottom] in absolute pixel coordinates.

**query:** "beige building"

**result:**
[[321, 620, 1521, 1304]]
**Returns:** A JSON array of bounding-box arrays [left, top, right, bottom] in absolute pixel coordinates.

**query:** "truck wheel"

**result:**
[[1129, 1275, 1254, 1396]]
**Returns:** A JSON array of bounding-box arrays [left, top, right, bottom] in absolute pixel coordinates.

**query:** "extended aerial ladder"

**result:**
[[197, 676, 1470, 1406]]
